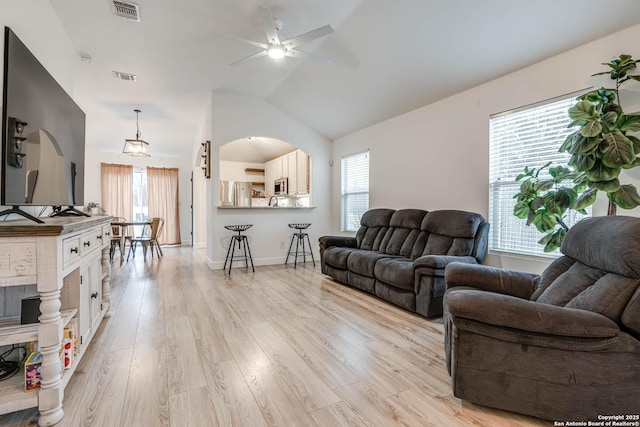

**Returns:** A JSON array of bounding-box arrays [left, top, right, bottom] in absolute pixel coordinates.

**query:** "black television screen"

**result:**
[[1, 27, 85, 208]]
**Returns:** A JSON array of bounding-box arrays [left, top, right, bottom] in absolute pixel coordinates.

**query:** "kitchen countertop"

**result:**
[[217, 206, 316, 209]]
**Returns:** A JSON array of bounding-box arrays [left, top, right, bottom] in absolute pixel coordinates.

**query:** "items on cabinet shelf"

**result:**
[[20, 296, 41, 325], [24, 352, 42, 391]]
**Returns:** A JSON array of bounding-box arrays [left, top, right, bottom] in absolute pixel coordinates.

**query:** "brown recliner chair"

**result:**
[[443, 215, 640, 421]]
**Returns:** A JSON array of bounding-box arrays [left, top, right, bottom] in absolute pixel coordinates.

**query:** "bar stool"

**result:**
[[285, 223, 316, 268], [223, 224, 255, 274]]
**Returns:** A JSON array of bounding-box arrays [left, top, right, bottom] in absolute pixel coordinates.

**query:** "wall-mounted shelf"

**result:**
[[244, 168, 265, 174]]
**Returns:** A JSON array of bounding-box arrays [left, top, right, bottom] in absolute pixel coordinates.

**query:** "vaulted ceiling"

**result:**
[[50, 0, 640, 157]]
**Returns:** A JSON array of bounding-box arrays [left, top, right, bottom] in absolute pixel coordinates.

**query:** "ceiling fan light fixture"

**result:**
[[267, 45, 285, 59]]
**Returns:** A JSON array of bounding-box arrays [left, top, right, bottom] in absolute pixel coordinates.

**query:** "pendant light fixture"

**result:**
[[123, 109, 150, 157]]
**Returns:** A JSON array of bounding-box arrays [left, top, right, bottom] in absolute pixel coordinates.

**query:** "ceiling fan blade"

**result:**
[[283, 25, 333, 49], [218, 33, 268, 50], [258, 6, 280, 45], [284, 49, 332, 64], [230, 50, 268, 66]]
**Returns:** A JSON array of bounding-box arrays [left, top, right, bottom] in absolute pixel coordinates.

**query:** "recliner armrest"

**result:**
[[445, 262, 539, 299], [318, 236, 357, 249], [446, 289, 619, 339], [413, 255, 477, 270]]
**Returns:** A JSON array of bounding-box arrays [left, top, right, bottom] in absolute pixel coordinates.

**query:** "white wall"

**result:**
[[207, 92, 332, 269], [332, 24, 640, 274], [192, 93, 213, 248], [85, 149, 193, 245], [220, 161, 266, 182]]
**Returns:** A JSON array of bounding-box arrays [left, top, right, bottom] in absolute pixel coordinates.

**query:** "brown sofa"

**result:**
[[319, 208, 489, 317], [444, 215, 640, 420]]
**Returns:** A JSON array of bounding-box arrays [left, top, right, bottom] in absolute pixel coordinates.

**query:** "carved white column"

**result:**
[[101, 245, 112, 317], [37, 289, 64, 426]]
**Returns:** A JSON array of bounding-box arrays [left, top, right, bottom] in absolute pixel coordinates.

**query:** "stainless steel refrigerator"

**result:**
[[220, 181, 252, 207]]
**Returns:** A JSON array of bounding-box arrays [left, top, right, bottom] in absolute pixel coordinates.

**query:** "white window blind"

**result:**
[[489, 95, 590, 256], [342, 151, 369, 232]]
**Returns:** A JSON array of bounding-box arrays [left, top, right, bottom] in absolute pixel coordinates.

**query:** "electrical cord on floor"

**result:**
[[0, 344, 27, 381]]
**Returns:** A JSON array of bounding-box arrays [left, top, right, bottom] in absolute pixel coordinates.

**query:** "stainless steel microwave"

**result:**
[[274, 178, 288, 195]]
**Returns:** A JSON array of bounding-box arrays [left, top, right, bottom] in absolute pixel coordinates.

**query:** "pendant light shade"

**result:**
[[123, 109, 150, 157]]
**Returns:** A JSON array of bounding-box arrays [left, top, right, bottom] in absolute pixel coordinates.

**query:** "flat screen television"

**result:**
[[1, 26, 85, 221]]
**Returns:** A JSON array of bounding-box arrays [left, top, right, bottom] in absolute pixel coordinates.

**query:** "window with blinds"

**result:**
[[489, 94, 590, 256], [342, 151, 369, 232]]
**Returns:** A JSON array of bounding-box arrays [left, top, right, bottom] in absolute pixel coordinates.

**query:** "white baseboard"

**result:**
[[207, 253, 319, 270]]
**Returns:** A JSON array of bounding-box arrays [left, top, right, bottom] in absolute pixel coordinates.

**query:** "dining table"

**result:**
[[111, 220, 153, 265]]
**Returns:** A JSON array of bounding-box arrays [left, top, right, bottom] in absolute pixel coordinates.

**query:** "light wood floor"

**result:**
[[0, 247, 549, 427]]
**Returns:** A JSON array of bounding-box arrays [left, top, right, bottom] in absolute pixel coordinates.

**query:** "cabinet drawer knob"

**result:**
[[105, 232, 111, 237], [91, 292, 99, 299], [70, 247, 79, 254], [84, 241, 91, 247], [97, 235, 103, 240]]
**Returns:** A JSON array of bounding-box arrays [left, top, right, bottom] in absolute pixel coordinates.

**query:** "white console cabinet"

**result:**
[[0, 216, 111, 426]]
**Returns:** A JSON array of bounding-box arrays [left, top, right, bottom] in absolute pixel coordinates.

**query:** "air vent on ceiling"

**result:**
[[111, 1, 140, 22], [112, 71, 137, 81]]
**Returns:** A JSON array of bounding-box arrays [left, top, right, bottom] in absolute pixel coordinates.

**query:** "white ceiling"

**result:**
[[220, 137, 297, 163], [49, 0, 640, 158]]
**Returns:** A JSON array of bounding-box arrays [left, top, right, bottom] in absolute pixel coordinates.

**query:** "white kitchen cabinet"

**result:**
[[272, 157, 283, 179], [295, 150, 310, 195], [0, 216, 111, 426], [264, 160, 274, 197], [287, 152, 297, 195]]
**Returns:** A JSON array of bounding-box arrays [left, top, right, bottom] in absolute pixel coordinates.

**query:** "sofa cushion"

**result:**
[[323, 247, 360, 270], [347, 250, 392, 278], [378, 209, 426, 257], [374, 257, 414, 291], [561, 215, 640, 279], [421, 210, 484, 257], [356, 209, 394, 250], [535, 261, 640, 323]]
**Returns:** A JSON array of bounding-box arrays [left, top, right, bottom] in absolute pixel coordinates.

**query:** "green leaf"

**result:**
[[532, 211, 557, 233], [580, 120, 602, 137], [559, 132, 577, 152], [628, 135, 640, 153], [622, 157, 640, 169], [589, 178, 621, 192], [544, 229, 566, 253], [568, 100, 595, 121], [538, 232, 554, 245], [570, 153, 596, 171], [585, 161, 621, 181], [572, 188, 597, 210], [628, 75, 640, 82], [572, 134, 599, 154], [601, 111, 618, 131], [607, 184, 640, 209], [513, 201, 530, 219], [567, 119, 585, 128], [535, 181, 554, 192], [617, 115, 640, 133], [601, 131, 635, 167], [530, 196, 545, 211]]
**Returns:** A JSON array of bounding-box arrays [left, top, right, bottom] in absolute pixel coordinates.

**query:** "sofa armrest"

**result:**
[[413, 255, 477, 270], [445, 263, 539, 299], [446, 289, 619, 339], [318, 236, 357, 250]]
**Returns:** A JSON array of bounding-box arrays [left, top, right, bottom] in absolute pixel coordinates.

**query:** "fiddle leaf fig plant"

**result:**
[[514, 54, 640, 252]]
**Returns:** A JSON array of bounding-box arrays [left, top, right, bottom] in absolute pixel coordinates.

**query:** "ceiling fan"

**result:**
[[229, 6, 334, 66]]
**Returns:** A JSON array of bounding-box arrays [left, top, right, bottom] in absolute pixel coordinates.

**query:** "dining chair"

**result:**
[[109, 216, 128, 261], [127, 217, 164, 260]]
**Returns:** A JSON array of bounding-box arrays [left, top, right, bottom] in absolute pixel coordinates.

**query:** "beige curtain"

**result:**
[[101, 163, 133, 220], [147, 167, 180, 245]]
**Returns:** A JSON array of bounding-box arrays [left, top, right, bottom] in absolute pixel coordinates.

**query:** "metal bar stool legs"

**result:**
[[285, 223, 315, 268], [223, 225, 255, 274]]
